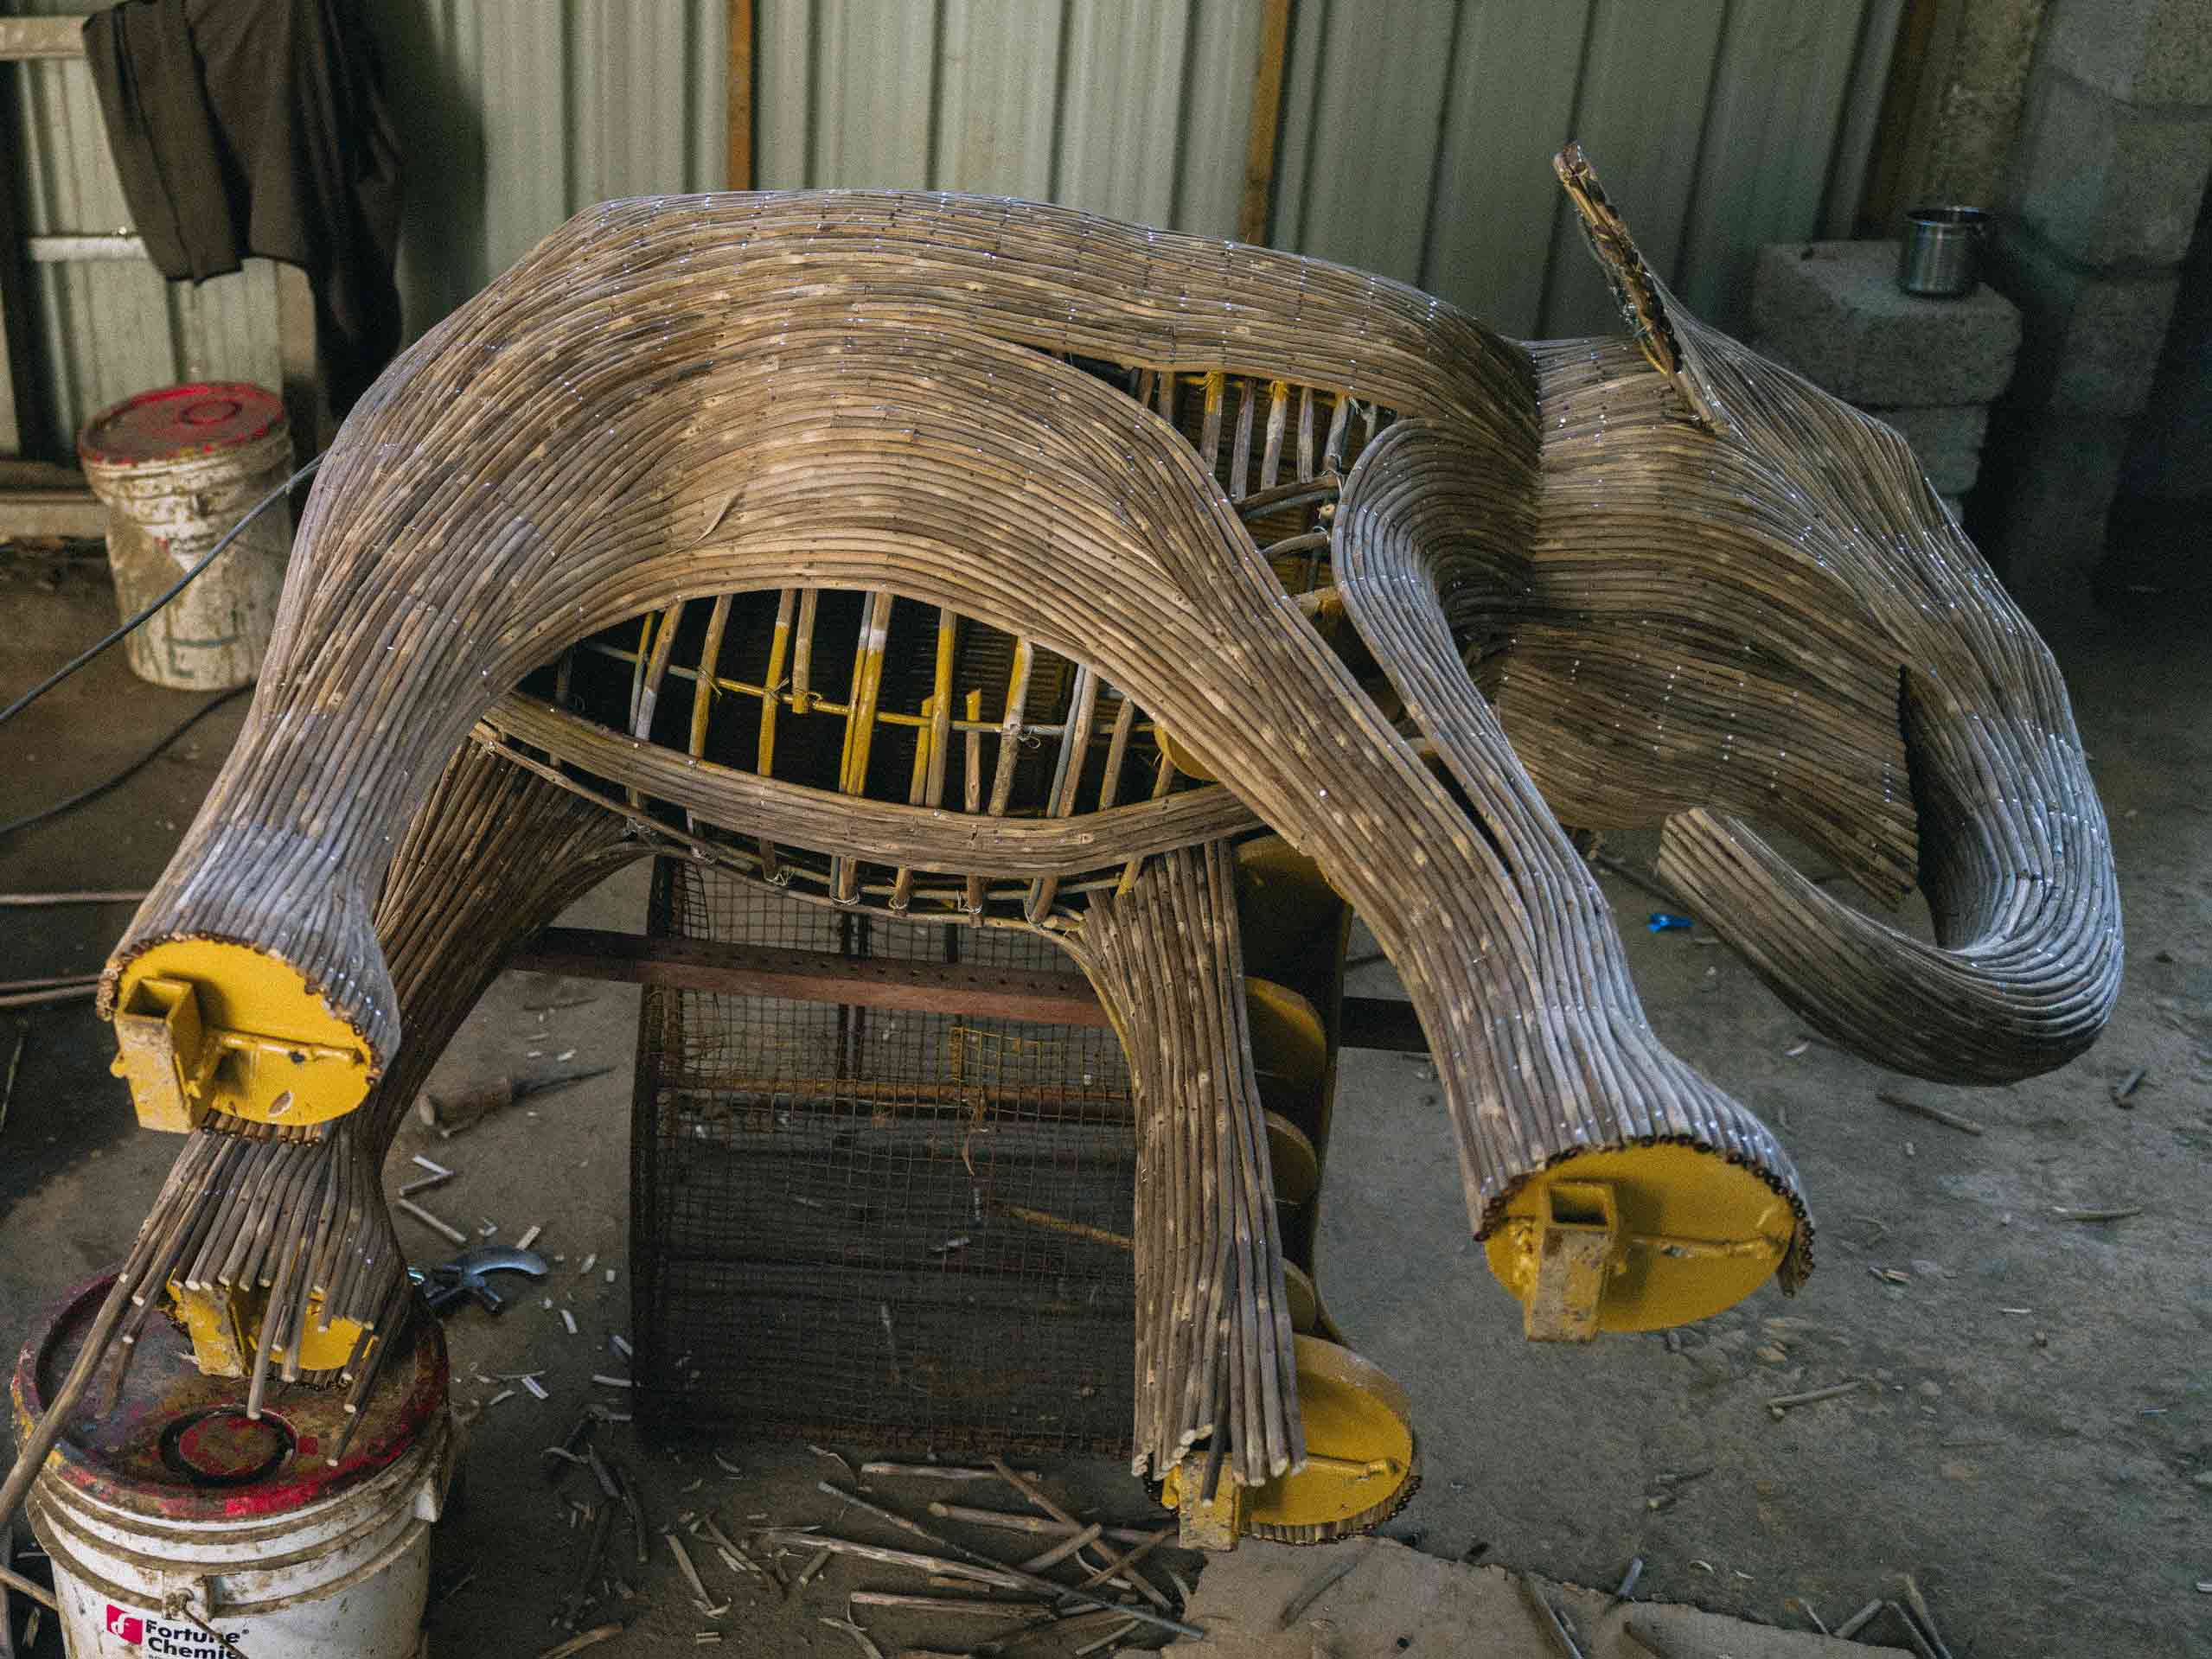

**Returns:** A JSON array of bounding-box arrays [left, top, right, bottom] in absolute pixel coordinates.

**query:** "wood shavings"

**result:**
[[816, 1616, 885, 1659], [664, 1530, 726, 1617], [1768, 1378, 1874, 1414], [1878, 1090, 1985, 1135], [861, 1462, 1040, 1483], [533, 1624, 622, 1659]]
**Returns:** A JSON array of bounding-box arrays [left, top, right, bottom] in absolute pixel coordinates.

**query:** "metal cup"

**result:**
[[1897, 206, 1989, 297]]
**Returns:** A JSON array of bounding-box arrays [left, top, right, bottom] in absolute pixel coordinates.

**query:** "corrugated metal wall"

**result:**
[[8, 0, 285, 456], [366, 0, 729, 340], [756, 0, 1900, 338], [1258, 0, 1901, 339], [753, 0, 1264, 236], [7, 0, 1901, 454]]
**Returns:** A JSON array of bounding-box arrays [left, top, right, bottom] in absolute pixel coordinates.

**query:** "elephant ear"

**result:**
[[1551, 144, 1727, 431]]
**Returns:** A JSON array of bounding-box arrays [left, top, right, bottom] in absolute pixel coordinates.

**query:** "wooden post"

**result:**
[[275, 262, 329, 463], [0, 18, 90, 61], [726, 0, 754, 190], [0, 18, 92, 459], [0, 83, 33, 458], [1237, 0, 1292, 246], [1856, 0, 1959, 238]]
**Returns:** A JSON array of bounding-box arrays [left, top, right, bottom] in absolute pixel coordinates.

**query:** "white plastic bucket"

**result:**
[[78, 382, 294, 692], [14, 1275, 455, 1659]]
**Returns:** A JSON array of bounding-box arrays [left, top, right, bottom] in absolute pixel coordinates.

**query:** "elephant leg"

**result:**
[[1067, 842, 1302, 1491], [107, 742, 642, 1406], [1335, 419, 1812, 1332], [361, 735, 647, 1148]]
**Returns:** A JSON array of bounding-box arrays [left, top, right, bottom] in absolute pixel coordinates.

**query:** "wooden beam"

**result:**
[[24, 233, 146, 264], [0, 459, 88, 489], [0, 63, 34, 456], [510, 926, 1434, 1056], [1237, 0, 1292, 245], [274, 262, 329, 459], [0, 18, 88, 62], [726, 0, 754, 190], [0, 488, 105, 539], [1856, 0, 1957, 238]]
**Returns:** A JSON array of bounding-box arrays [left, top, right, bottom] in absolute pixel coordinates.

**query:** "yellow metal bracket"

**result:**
[[1157, 1337, 1418, 1545], [1485, 1145, 1796, 1337], [1170, 1452, 1248, 1552], [1520, 1179, 1620, 1342], [110, 941, 373, 1130], [169, 1279, 364, 1377], [112, 976, 214, 1132]]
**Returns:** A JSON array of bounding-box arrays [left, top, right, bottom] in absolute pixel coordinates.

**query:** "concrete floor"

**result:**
[[2, 545, 2207, 1658]]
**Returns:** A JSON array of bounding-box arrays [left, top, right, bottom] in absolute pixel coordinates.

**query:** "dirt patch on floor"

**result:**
[[2, 553, 2205, 1657]]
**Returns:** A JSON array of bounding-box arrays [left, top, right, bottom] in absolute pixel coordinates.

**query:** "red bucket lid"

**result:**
[[11, 1270, 445, 1522], [79, 382, 286, 468]]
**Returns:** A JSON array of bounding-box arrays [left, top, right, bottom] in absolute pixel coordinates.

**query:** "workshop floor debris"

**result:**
[[3, 553, 2208, 1656], [1167, 1539, 1916, 1658]]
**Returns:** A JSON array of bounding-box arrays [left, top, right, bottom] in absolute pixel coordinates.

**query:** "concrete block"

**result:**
[[2004, 68, 2212, 268], [1863, 403, 1991, 495], [1915, 0, 2050, 208], [2039, 0, 2212, 107], [1974, 399, 2132, 619], [1750, 241, 2022, 406], [1986, 219, 2182, 415], [2103, 493, 2212, 603], [2122, 201, 2212, 498]]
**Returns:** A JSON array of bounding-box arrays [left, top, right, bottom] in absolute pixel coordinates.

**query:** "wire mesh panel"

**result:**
[[631, 858, 1138, 1454]]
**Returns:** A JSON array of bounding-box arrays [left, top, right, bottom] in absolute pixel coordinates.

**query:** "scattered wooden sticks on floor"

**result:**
[[1877, 1091, 1985, 1136]]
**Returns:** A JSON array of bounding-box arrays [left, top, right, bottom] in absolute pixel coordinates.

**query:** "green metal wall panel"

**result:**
[[7, 0, 1902, 452]]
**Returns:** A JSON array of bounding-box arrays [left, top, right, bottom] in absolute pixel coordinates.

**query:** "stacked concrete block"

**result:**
[[2102, 136, 2212, 603], [2125, 196, 2212, 507], [1977, 0, 2212, 616], [1749, 239, 2021, 520]]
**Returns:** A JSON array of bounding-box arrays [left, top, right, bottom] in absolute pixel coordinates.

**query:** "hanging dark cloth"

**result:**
[[82, 0, 402, 417]]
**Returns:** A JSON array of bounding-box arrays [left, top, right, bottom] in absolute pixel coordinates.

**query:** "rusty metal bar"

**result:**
[[513, 926, 1430, 1056], [513, 927, 1110, 1028]]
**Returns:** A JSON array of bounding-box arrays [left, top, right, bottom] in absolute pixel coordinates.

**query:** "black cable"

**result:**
[[0, 683, 253, 840], [0, 455, 321, 731]]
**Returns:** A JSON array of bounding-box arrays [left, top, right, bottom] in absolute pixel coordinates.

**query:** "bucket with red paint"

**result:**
[[11, 1273, 455, 1658], [78, 383, 295, 691]]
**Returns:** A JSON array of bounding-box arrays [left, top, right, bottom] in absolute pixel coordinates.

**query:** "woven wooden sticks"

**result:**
[[58, 155, 2118, 1450], [14, 741, 647, 1479], [1069, 843, 1303, 1487], [1551, 143, 2121, 1080]]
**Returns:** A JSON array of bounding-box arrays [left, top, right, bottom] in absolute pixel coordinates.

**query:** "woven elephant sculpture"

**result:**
[[22, 150, 2117, 1539]]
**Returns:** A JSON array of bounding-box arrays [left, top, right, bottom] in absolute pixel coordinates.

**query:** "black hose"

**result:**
[[0, 455, 320, 731], [0, 683, 253, 840]]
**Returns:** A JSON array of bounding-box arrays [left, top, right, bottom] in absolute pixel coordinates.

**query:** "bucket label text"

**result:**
[[103, 1604, 248, 1656]]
